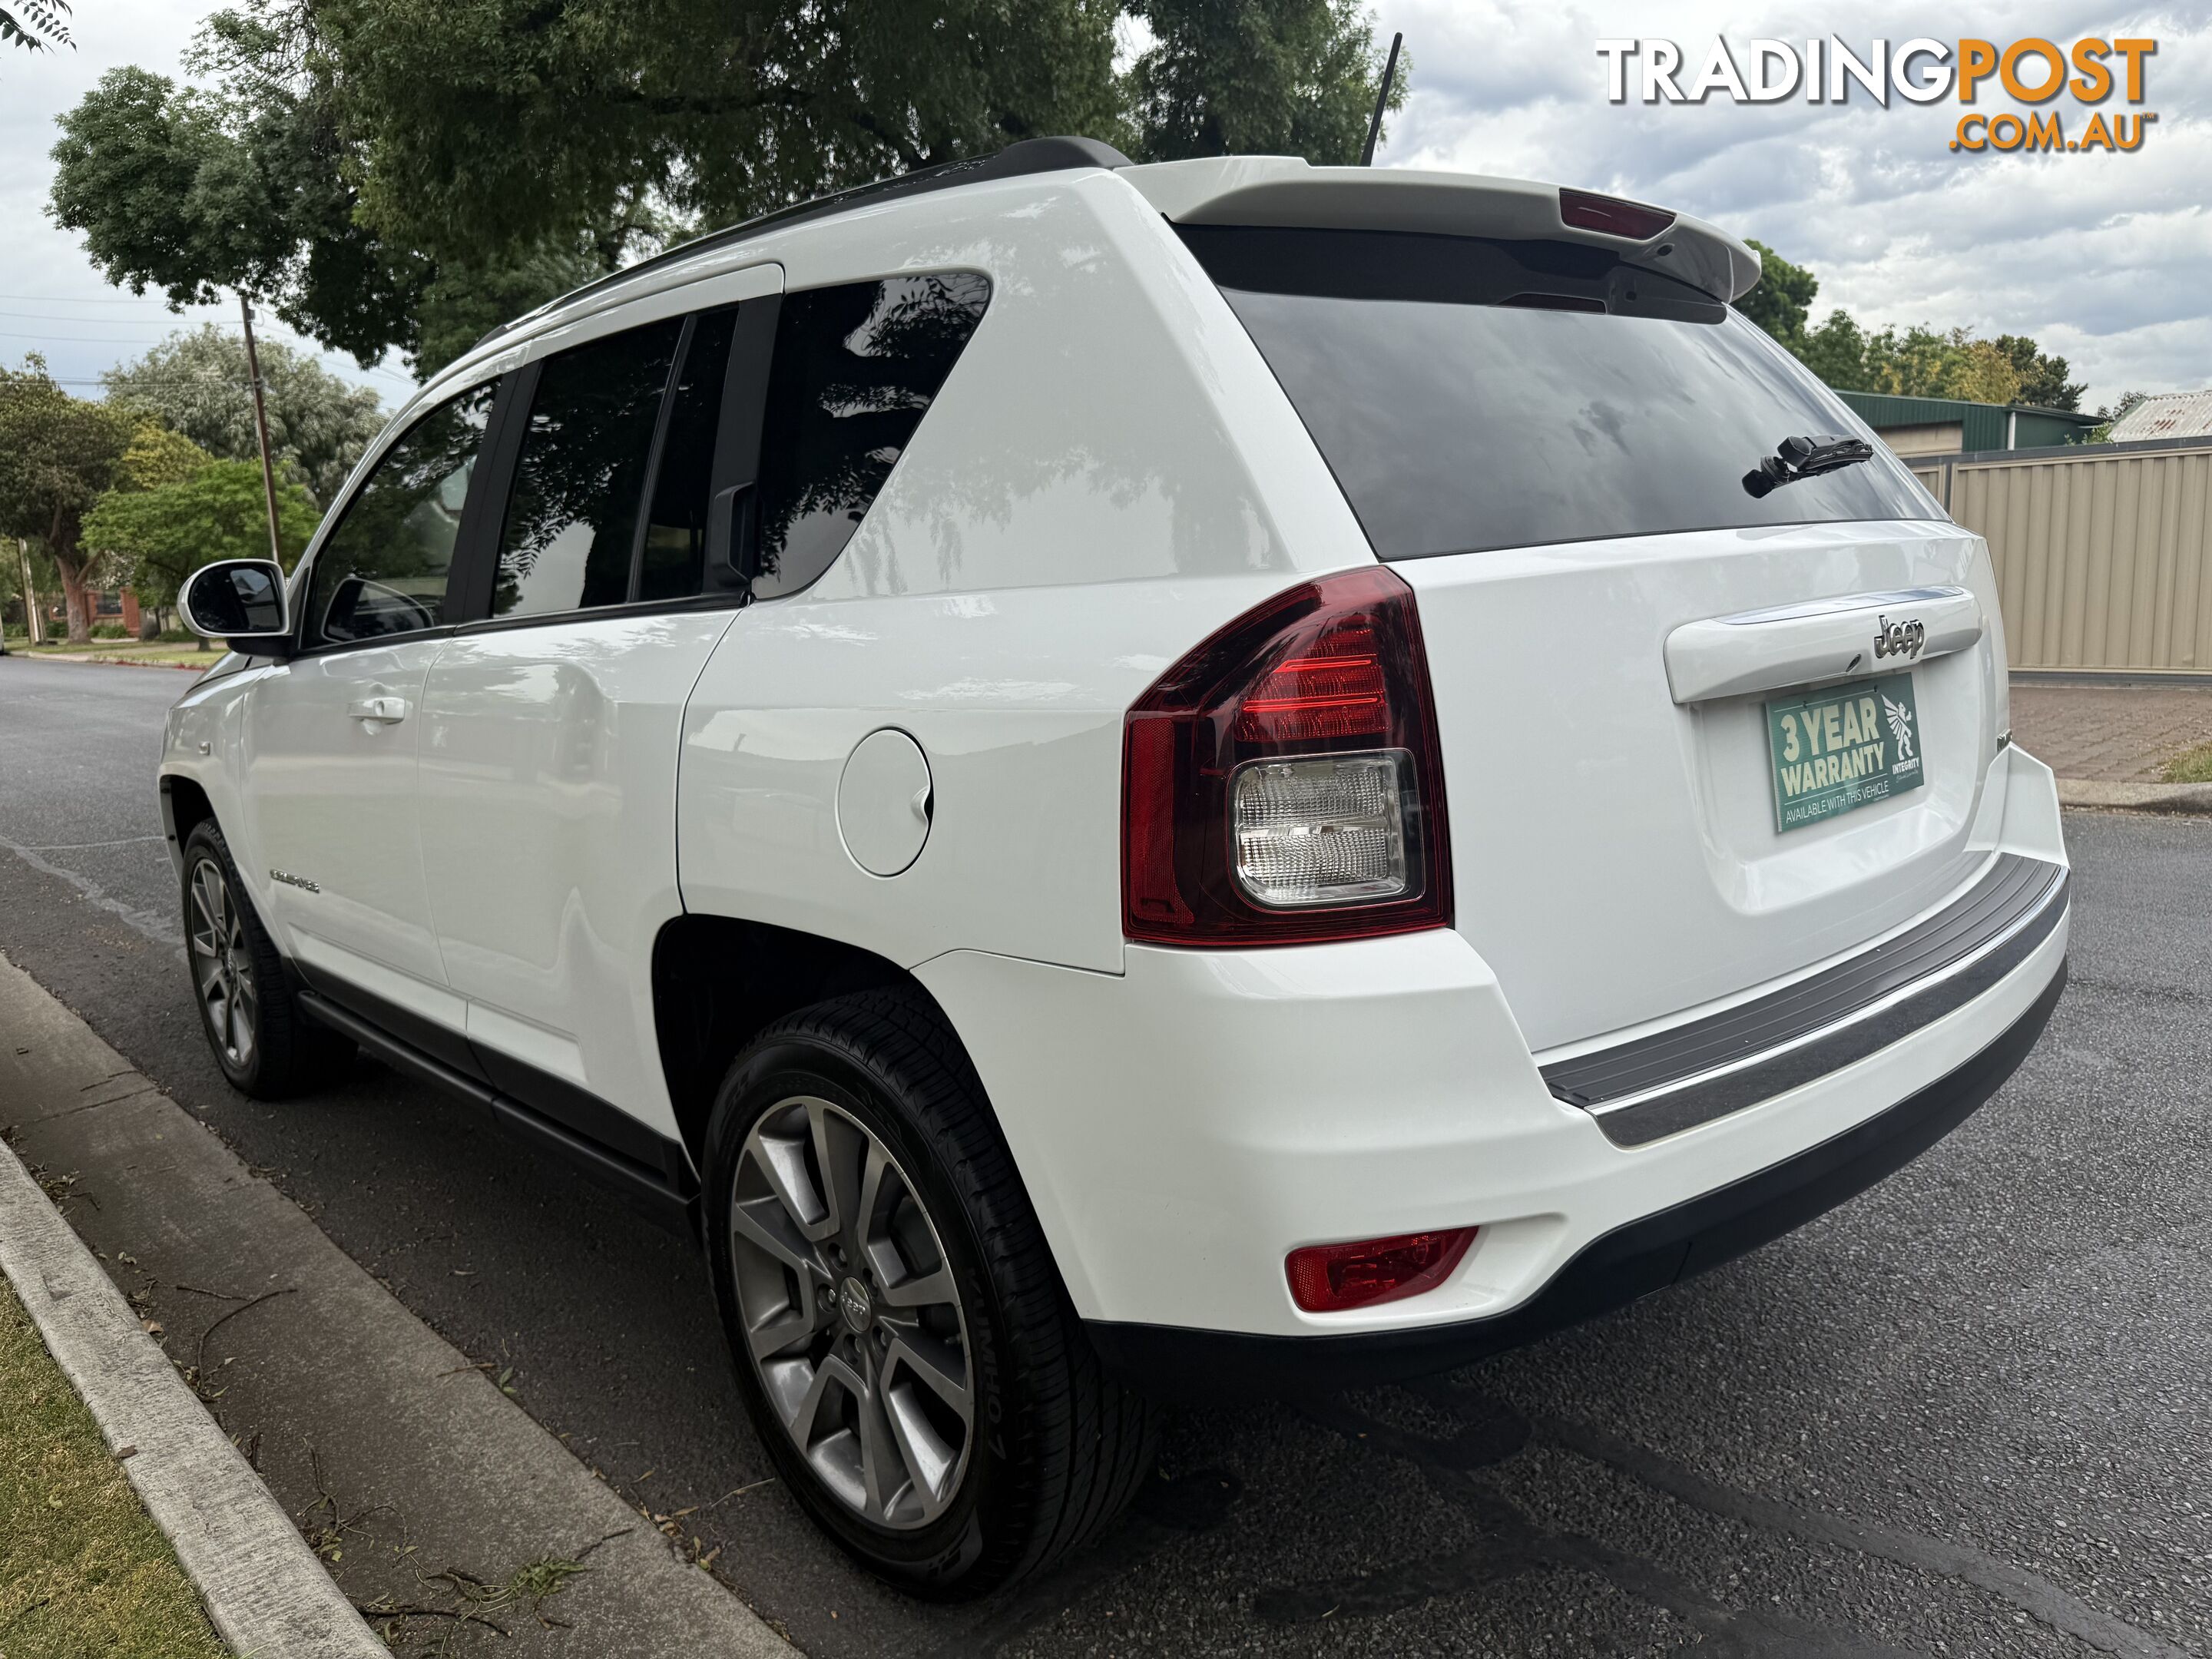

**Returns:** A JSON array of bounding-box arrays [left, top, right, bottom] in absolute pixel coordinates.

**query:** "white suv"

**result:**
[[160, 137, 2070, 1595]]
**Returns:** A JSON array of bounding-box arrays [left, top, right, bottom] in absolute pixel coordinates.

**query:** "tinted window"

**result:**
[[753, 273, 990, 599], [493, 319, 682, 618], [638, 307, 737, 603], [305, 380, 494, 646], [1185, 227, 1938, 559]]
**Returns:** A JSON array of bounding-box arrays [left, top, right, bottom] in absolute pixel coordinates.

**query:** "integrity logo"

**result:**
[[1596, 37, 2157, 154]]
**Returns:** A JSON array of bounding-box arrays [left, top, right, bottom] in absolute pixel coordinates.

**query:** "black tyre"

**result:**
[[703, 988, 1158, 1598], [180, 821, 353, 1099]]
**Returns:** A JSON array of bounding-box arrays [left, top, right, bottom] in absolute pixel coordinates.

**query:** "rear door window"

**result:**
[[304, 379, 495, 647], [751, 273, 990, 599], [492, 318, 684, 618], [1181, 226, 1939, 560]]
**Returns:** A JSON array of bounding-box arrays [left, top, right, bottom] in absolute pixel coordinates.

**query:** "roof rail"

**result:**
[[468, 135, 1131, 357]]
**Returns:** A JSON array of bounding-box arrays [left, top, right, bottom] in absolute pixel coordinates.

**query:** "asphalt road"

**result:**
[[2, 651, 2207, 1659]]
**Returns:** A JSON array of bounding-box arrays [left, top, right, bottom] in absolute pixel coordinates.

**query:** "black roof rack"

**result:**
[[469, 135, 1131, 357]]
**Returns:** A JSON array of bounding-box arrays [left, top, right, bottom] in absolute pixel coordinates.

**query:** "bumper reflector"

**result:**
[[1286, 1227, 1476, 1313]]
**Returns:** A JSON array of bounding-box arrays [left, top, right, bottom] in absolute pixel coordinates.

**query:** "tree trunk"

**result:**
[[55, 554, 91, 644]]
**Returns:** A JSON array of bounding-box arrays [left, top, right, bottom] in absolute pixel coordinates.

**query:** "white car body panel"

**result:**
[[419, 609, 741, 1136]]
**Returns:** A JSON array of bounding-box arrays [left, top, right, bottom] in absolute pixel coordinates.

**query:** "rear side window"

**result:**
[[752, 273, 990, 600], [1182, 226, 1938, 560], [492, 318, 684, 618], [305, 379, 495, 647]]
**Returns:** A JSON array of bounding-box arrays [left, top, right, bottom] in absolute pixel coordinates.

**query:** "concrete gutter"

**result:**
[[2057, 779, 2212, 815], [0, 1058, 388, 1654], [0, 949, 794, 1657]]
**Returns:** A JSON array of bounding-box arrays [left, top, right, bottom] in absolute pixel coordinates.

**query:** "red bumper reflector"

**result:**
[[1286, 1227, 1477, 1313]]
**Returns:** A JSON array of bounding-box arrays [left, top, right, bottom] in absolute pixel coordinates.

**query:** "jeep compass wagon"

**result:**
[[161, 137, 2069, 1595]]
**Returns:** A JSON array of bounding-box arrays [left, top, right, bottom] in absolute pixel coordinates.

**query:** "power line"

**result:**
[[0, 310, 247, 327]]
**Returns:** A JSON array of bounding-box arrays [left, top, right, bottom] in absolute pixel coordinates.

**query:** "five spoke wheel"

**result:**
[[188, 855, 257, 1070], [729, 1096, 974, 1530]]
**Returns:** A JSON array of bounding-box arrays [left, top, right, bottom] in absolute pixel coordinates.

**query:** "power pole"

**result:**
[[18, 540, 41, 646], [238, 293, 285, 567]]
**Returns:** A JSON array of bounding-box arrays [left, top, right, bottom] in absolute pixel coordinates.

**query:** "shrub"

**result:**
[[90, 621, 129, 639], [157, 628, 196, 644]]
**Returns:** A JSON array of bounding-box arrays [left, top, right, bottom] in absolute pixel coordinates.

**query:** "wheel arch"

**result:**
[[159, 772, 218, 876], [651, 914, 955, 1167]]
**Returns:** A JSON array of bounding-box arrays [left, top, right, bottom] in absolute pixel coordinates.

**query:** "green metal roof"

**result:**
[[1835, 390, 2102, 452]]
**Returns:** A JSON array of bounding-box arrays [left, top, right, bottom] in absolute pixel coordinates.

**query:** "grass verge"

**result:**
[[2161, 742, 2212, 783], [0, 1276, 227, 1658]]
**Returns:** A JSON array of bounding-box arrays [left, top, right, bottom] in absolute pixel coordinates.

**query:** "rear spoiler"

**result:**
[[1120, 157, 1760, 307]]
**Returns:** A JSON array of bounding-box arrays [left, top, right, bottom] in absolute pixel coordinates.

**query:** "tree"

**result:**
[[1732, 241, 1819, 349], [81, 459, 320, 618], [51, 0, 1402, 377], [102, 325, 382, 506], [1990, 333, 2084, 411], [1124, 0, 1404, 164], [2, 0, 70, 55], [0, 357, 134, 643]]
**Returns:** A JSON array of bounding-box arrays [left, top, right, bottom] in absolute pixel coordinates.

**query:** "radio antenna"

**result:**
[[1361, 31, 1403, 166]]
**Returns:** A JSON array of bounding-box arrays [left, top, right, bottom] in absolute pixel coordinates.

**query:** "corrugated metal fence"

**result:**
[[1908, 435, 2212, 674]]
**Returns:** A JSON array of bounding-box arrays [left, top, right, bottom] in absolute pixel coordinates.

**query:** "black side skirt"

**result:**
[[296, 984, 700, 1242], [1084, 958, 2066, 1400]]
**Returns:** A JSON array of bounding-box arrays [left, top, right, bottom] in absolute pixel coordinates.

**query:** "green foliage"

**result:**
[[1, 0, 71, 54], [81, 459, 321, 608], [0, 356, 136, 640], [90, 620, 128, 638], [1736, 243, 2084, 415], [1733, 241, 1819, 349], [1125, 0, 1404, 164], [116, 422, 215, 492], [102, 325, 382, 505], [51, 0, 1399, 377]]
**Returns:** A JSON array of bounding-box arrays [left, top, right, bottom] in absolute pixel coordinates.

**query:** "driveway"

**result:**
[[2, 654, 2206, 1658]]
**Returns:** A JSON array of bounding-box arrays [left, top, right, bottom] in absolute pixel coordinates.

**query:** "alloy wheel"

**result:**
[[728, 1096, 974, 1530], [187, 856, 257, 1070]]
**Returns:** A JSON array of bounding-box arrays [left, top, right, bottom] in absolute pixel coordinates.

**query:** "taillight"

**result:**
[[1122, 565, 1451, 946], [1286, 1227, 1477, 1313], [1558, 187, 1676, 240]]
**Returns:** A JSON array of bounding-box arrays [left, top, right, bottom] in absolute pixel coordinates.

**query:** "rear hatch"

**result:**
[[1165, 183, 2002, 1053]]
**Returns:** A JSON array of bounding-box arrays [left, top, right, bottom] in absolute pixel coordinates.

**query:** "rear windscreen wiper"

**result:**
[[1742, 434, 1876, 498]]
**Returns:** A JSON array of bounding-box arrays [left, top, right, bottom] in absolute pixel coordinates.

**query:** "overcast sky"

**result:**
[[3, 2, 2204, 416]]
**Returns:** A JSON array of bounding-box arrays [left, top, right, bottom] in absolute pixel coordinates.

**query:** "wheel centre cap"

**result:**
[[836, 1274, 873, 1334]]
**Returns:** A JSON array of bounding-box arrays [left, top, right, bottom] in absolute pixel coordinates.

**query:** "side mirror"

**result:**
[[179, 559, 294, 657]]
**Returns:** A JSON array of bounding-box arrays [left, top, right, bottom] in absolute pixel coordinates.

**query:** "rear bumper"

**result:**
[[918, 746, 2070, 1361], [1084, 959, 2064, 1396]]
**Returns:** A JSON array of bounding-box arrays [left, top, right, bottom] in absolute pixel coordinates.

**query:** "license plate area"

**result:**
[[1767, 675, 1925, 833]]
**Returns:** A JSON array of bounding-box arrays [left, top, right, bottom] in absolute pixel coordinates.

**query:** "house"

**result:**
[[2107, 390, 2212, 444], [1833, 392, 2102, 458]]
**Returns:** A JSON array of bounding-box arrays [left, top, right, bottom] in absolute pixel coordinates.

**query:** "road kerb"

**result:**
[[2056, 778, 2212, 815], [0, 1101, 388, 1657], [0, 947, 796, 1657]]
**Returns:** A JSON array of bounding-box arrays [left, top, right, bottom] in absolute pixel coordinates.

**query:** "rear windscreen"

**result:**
[[1181, 226, 1939, 560]]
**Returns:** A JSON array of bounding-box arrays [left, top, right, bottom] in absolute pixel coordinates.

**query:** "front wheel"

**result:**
[[704, 990, 1158, 1598], [180, 821, 353, 1098]]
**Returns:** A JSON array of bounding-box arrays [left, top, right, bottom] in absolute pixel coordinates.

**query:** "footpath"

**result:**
[[0, 949, 791, 1657], [2011, 676, 2212, 813]]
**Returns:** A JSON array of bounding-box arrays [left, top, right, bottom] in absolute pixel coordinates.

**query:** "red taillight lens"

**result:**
[[1286, 1227, 1477, 1313], [1558, 187, 1676, 240], [1122, 565, 1451, 947]]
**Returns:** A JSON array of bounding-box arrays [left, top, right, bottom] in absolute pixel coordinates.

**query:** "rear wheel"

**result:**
[[180, 821, 353, 1098], [704, 989, 1158, 1598]]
